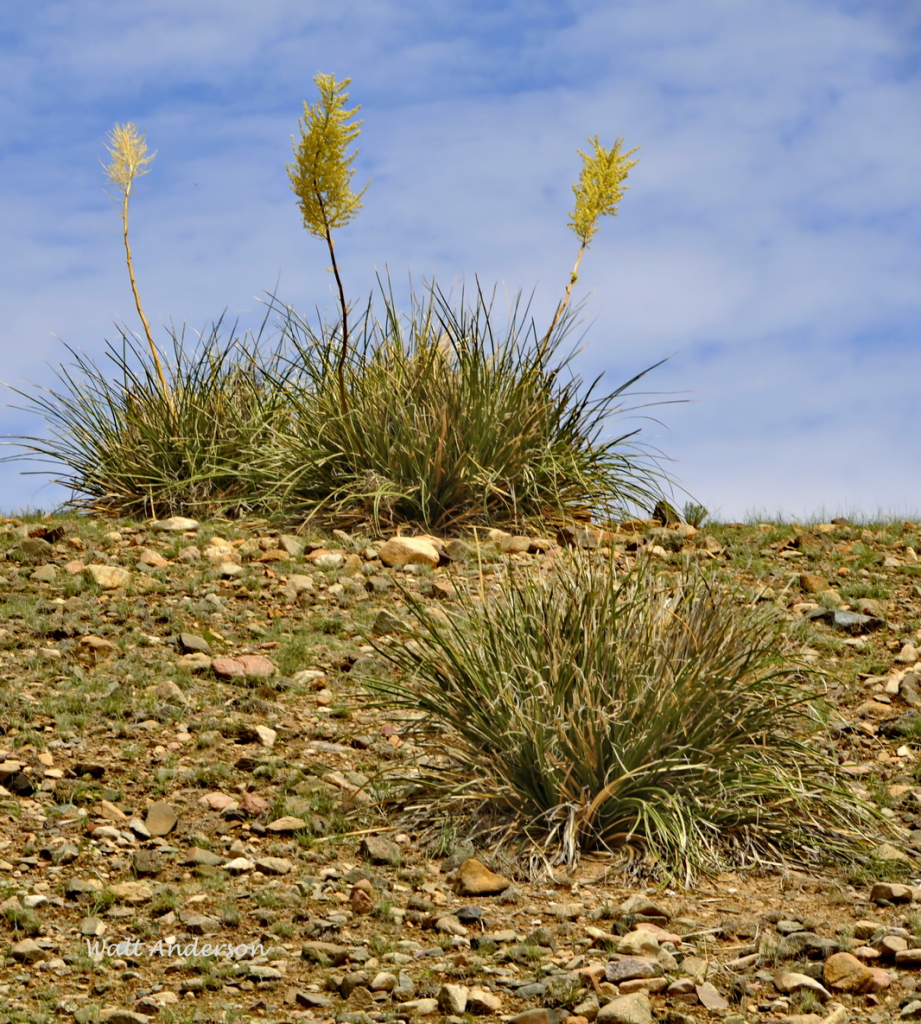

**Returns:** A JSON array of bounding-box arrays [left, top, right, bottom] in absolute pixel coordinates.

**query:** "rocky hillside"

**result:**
[[0, 513, 920, 1024]]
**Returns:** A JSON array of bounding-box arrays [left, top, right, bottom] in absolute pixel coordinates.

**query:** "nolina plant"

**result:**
[[7, 76, 670, 527], [102, 123, 175, 420]]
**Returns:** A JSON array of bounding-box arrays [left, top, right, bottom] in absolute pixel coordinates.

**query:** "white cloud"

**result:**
[[1, 0, 918, 516]]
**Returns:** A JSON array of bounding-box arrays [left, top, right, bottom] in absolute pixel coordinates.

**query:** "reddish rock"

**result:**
[[211, 654, 276, 678], [824, 951, 876, 993], [452, 858, 512, 896]]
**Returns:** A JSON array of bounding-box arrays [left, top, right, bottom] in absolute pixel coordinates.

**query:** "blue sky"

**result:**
[[1, 0, 919, 520]]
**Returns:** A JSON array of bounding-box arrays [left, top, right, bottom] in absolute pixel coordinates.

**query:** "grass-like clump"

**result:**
[[367, 555, 883, 881], [6, 284, 667, 529]]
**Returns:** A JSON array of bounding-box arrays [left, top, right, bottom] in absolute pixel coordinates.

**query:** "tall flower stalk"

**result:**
[[540, 136, 640, 359], [103, 123, 175, 420], [287, 73, 369, 413]]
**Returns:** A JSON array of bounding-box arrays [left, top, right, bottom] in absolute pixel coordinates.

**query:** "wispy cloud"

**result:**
[[1, 0, 918, 516]]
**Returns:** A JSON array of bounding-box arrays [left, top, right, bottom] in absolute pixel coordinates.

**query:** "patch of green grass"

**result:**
[[184, 764, 233, 788], [3, 905, 42, 936], [847, 854, 915, 886]]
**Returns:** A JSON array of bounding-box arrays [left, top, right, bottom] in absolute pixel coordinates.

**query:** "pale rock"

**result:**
[[617, 929, 659, 956], [267, 815, 308, 832], [84, 564, 132, 589], [466, 986, 503, 1014], [437, 984, 468, 1015], [222, 857, 254, 874], [153, 680, 187, 703], [695, 982, 729, 1009], [137, 548, 169, 567], [397, 998, 439, 1016], [596, 992, 653, 1024], [255, 856, 293, 875], [874, 842, 913, 864], [378, 537, 440, 568], [145, 801, 177, 836], [773, 971, 830, 999], [109, 881, 153, 904], [98, 799, 129, 823], [618, 978, 668, 995], [880, 934, 908, 956], [253, 725, 277, 747], [98, 1008, 153, 1024], [199, 792, 239, 811], [11, 937, 47, 963], [151, 517, 200, 532], [283, 574, 315, 599], [211, 654, 276, 678], [78, 635, 118, 658], [279, 535, 306, 558], [896, 644, 920, 665]]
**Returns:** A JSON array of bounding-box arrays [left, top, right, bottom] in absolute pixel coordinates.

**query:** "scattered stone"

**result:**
[[253, 724, 277, 747], [144, 800, 177, 836], [694, 982, 728, 1009], [211, 654, 276, 678], [399, 998, 440, 1016], [84, 564, 132, 589], [255, 856, 293, 875], [151, 517, 200, 531], [378, 537, 440, 568], [596, 992, 653, 1024], [823, 950, 878, 992], [773, 971, 830, 999], [99, 1010, 153, 1024], [605, 958, 662, 983], [452, 858, 512, 895], [617, 929, 659, 956], [467, 986, 503, 1014], [359, 834, 402, 866], [109, 881, 153, 904], [178, 632, 212, 655], [222, 857, 254, 874], [438, 983, 469, 1015], [301, 940, 351, 966], [799, 572, 826, 593], [11, 937, 47, 963], [131, 850, 162, 876], [806, 608, 885, 633], [267, 815, 308, 832], [372, 609, 408, 635]]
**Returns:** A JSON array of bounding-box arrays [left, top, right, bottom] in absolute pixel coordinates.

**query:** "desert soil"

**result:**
[[1, 513, 921, 1024]]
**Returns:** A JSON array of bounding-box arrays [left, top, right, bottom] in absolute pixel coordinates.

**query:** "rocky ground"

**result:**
[[1, 512, 921, 1024]]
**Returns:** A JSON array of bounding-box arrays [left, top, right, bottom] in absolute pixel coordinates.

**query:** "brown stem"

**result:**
[[315, 192, 368, 463], [314, 192, 350, 413], [121, 186, 175, 422], [538, 240, 587, 364]]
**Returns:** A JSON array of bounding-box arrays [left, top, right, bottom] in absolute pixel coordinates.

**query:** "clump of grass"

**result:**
[[5, 320, 292, 519], [262, 282, 669, 531], [366, 555, 884, 881], [683, 501, 709, 528], [5, 284, 669, 528]]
